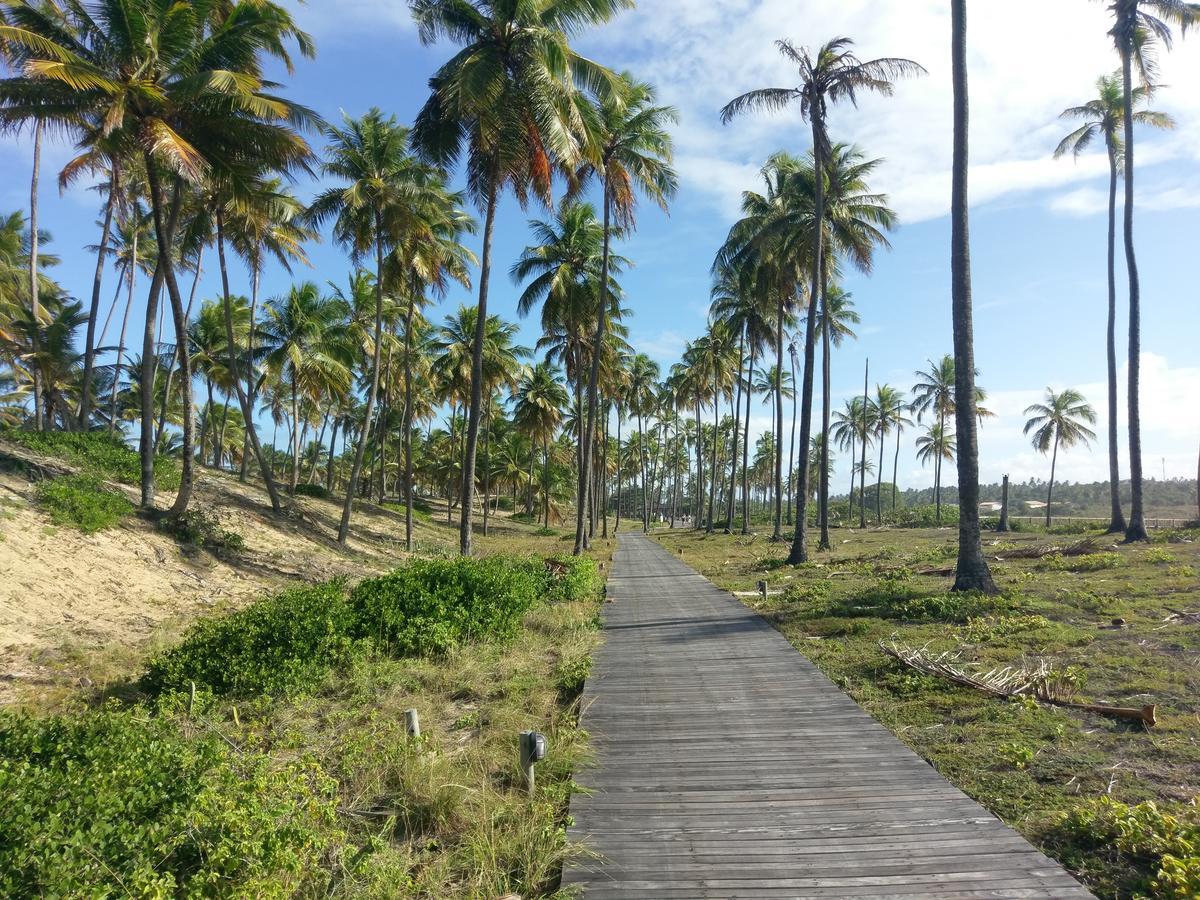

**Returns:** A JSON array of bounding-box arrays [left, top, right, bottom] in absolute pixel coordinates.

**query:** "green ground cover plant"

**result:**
[[35, 474, 132, 532], [3, 429, 179, 491]]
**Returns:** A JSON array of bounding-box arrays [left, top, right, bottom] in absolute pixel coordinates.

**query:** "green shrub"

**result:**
[[544, 556, 602, 603], [2, 428, 179, 490], [350, 557, 545, 657], [159, 506, 245, 553], [812, 583, 1018, 623], [892, 504, 959, 528], [1144, 548, 1177, 565], [961, 614, 1053, 643], [144, 581, 355, 698], [554, 653, 592, 702], [1055, 797, 1200, 899], [36, 474, 132, 533], [293, 483, 330, 499], [0, 707, 339, 897]]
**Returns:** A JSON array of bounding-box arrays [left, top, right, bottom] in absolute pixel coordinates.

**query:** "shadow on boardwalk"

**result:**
[[562, 532, 1093, 899]]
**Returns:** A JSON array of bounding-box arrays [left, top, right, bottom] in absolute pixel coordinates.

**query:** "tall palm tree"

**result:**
[[1056, 73, 1173, 535], [572, 73, 677, 554], [1098, 0, 1199, 542], [815, 284, 859, 537], [410, 0, 627, 555], [949, 0, 997, 591], [308, 110, 450, 544], [1024, 388, 1098, 527], [626, 352, 660, 532], [915, 422, 956, 510], [721, 37, 922, 563]]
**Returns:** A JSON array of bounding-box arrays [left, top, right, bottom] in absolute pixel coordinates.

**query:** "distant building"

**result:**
[[979, 501, 1003, 513], [1024, 500, 1047, 510]]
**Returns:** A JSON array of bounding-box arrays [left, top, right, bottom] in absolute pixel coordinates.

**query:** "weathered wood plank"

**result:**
[[562, 533, 1093, 897]]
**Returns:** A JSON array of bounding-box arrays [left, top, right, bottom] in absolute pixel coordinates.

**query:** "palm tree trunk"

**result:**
[[706, 396, 718, 533], [876, 429, 886, 525], [155, 245, 203, 453], [694, 404, 703, 528], [28, 120, 44, 431], [787, 342, 798, 528], [819, 288, 832, 549], [742, 351, 753, 533], [602, 404, 611, 537], [543, 436, 551, 527], [1046, 432, 1060, 528], [1119, 44, 1147, 543], [847, 429, 856, 524], [773, 293, 785, 541], [326, 418, 339, 491], [949, 0, 998, 592], [79, 162, 119, 429], [482, 403, 492, 535], [892, 429, 901, 513], [290, 384, 301, 494], [614, 408, 622, 533], [859, 359, 869, 530], [240, 267, 261, 483], [936, 407, 944, 524], [403, 297, 416, 551], [109, 258, 136, 434], [199, 379, 214, 463], [786, 122, 825, 564], [459, 177, 499, 555], [725, 325, 746, 532], [1104, 140, 1127, 534], [214, 212, 281, 511], [339, 215, 388, 545], [638, 410, 649, 532], [309, 412, 329, 484]]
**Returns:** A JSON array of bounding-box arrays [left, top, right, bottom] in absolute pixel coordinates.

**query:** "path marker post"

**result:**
[[405, 708, 421, 739], [520, 730, 546, 794]]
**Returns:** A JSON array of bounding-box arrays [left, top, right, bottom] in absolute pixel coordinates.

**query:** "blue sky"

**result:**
[[2, 0, 1197, 492]]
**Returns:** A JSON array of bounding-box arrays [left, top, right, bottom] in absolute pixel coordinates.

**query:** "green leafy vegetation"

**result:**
[[144, 581, 357, 698], [158, 506, 246, 553], [2, 429, 179, 491], [35, 474, 132, 533], [0, 706, 340, 898], [292, 483, 331, 499]]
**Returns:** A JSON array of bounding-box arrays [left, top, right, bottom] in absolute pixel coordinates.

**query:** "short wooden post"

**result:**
[[404, 708, 421, 739], [519, 731, 545, 794]]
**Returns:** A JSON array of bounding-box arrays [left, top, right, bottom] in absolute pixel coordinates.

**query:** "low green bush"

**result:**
[[544, 556, 602, 604], [293, 483, 330, 499], [159, 506, 245, 553], [0, 707, 339, 897], [892, 504, 959, 528], [36, 474, 132, 533], [1054, 797, 1200, 898], [350, 557, 546, 657], [144, 581, 355, 698], [2, 428, 179, 490], [1041, 552, 1123, 572]]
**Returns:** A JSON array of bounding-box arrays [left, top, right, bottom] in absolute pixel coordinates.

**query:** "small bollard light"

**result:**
[[404, 708, 421, 739], [757, 580, 768, 602], [519, 730, 547, 794]]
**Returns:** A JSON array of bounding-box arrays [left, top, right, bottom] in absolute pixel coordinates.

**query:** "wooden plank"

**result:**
[[562, 533, 1093, 897]]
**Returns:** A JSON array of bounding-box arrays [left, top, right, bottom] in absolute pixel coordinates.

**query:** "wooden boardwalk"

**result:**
[[562, 533, 1092, 899]]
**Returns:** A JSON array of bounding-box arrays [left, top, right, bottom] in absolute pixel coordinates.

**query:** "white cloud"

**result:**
[[633, 329, 689, 364], [583, 0, 1200, 224], [284, 0, 412, 36]]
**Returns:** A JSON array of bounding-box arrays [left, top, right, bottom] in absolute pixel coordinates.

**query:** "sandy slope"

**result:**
[[0, 451, 429, 705]]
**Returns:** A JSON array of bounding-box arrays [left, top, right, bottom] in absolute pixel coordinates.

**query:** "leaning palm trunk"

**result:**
[[214, 211, 281, 512], [949, 0, 998, 592], [1103, 137, 1127, 534], [155, 247, 203, 452], [338, 218, 387, 545], [109, 257, 136, 434], [819, 287, 832, 549], [1119, 42, 1147, 543], [79, 163, 119, 429]]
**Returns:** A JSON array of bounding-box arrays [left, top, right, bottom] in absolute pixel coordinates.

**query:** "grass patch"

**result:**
[[36, 474, 132, 533], [2, 428, 179, 491]]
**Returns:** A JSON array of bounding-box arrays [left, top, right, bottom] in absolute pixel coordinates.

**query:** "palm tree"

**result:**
[[1056, 73, 1173, 535], [832, 396, 868, 522], [949, 0, 997, 591], [1024, 389, 1098, 527], [572, 73, 677, 554], [410, 0, 626, 555], [308, 110, 450, 544], [513, 363, 569, 527], [916, 422, 956, 513], [1098, 0, 1199, 542], [721, 37, 922, 563]]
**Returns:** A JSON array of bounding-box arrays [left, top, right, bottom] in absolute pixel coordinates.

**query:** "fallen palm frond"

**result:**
[[1164, 608, 1200, 625], [995, 538, 1102, 561], [880, 639, 1156, 727]]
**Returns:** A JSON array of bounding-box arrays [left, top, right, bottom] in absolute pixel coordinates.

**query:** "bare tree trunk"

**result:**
[[742, 350, 753, 533], [240, 267, 261, 483], [79, 161, 119, 429], [1119, 43, 1147, 543], [109, 257, 136, 434], [950, 0, 998, 592], [1046, 432, 1060, 528], [859, 359, 869, 529], [156, 245, 203, 452], [338, 215, 387, 545], [403, 296, 416, 551], [819, 280, 832, 549], [1103, 140, 1127, 534], [29, 121, 44, 431], [725, 325, 745, 532], [772, 292, 785, 541], [786, 340, 798, 527]]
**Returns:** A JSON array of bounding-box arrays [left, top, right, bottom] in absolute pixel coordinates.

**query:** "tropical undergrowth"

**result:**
[[0, 553, 605, 898]]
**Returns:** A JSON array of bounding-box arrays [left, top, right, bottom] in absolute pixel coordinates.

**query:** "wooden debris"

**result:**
[[1165, 608, 1200, 625], [995, 538, 1105, 561], [881, 640, 1156, 727]]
